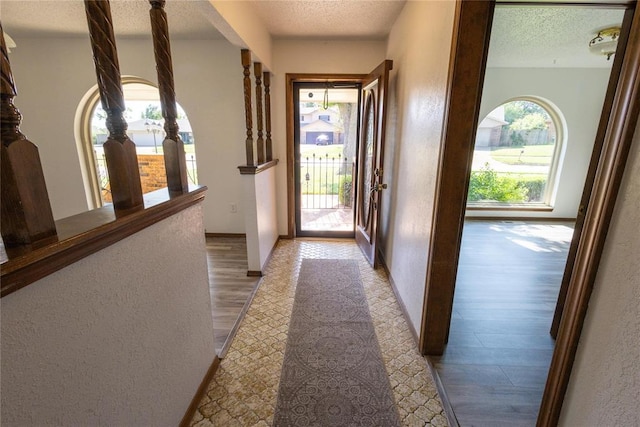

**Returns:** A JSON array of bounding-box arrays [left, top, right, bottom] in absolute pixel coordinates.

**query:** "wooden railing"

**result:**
[[238, 49, 278, 174], [0, 0, 206, 297]]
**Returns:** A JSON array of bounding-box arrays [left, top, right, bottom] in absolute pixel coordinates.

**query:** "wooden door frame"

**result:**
[[285, 74, 366, 238], [421, 1, 640, 426]]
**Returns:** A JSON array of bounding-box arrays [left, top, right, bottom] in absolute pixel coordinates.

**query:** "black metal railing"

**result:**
[[300, 153, 353, 210]]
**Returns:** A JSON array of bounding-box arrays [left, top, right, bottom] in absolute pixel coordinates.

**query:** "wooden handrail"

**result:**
[[1, 186, 207, 298], [254, 62, 265, 164], [264, 71, 273, 162], [0, 23, 57, 249], [85, 0, 143, 214], [149, 0, 189, 194], [241, 49, 254, 166]]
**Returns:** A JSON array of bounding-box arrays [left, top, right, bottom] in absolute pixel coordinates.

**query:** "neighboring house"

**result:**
[[93, 118, 194, 147], [300, 106, 343, 144]]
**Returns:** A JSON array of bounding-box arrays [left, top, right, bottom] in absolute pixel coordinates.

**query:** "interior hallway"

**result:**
[[192, 239, 447, 426]]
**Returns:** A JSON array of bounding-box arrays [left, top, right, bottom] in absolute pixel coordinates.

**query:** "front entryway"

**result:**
[[293, 82, 360, 237]]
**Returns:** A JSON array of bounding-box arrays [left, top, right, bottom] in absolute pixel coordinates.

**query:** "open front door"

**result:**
[[355, 60, 392, 267]]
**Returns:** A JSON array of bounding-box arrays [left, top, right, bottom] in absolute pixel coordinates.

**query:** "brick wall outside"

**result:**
[[101, 154, 167, 203]]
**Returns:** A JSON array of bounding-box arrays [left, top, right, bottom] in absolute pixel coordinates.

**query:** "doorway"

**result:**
[[423, 1, 637, 425], [293, 82, 360, 237]]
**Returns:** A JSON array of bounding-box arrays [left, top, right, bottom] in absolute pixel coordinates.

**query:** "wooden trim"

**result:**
[[179, 355, 220, 427], [421, 0, 495, 356], [539, 6, 640, 426], [204, 232, 246, 238], [551, 8, 635, 339], [379, 252, 419, 345], [264, 71, 273, 162], [497, 1, 632, 7], [1, 186, 207, 298], [247, 270, 263, 277], [426, 357, 460, 427], [245, 235, 281, 278], [237, 158, 279, 175], [285, 73, 367, 238]]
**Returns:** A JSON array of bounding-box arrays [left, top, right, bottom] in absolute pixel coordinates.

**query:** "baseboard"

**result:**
[[247, 270, 263, 277], [246, 235, 281, 277], [205, 232, 246, 238], [426, 356, 460, 427], [378, 252, 420, 347], [179, 354, 220, 427]]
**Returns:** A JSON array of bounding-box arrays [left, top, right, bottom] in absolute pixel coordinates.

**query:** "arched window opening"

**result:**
[[80, 78, 197, 207], [468, 98, 564, 208]]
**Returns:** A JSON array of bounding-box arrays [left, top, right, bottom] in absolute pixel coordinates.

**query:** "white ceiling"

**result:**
[[0, 1, 628, 68]]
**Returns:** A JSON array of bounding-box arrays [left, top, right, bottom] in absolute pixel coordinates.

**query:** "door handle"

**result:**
[[375, 183, 387, 191]]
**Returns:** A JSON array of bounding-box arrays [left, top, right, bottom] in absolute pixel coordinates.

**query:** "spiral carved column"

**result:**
[[149, 0, 189, 193], [264, 71, 273, 162], [85, 0, 143, 213], [0, 23, 57, 248], [254, 62, 265, 164], [241, 49, 254, 166]]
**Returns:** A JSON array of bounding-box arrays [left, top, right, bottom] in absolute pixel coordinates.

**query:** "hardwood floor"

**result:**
[[205, 235, 260, 357], [432, 220, 574, 427]]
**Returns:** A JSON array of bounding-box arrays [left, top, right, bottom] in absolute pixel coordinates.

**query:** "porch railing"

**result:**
[[300, 153, 353, 209]]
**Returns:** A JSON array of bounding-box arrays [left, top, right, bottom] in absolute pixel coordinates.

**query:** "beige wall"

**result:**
[[270, 39, 387, 236], [1, 204, 215, 425], [559, 121, 640, 425], [379, 0, 457, 333], [8, 36, 246, 233]]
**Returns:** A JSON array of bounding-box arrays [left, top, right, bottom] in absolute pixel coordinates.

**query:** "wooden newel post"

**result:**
[[149, 0, 189, 193], [0, 23, 57, 248], [254, 62, 265, 164], [263, 71, 273, 162], [241, 49, 254, 166], [85, 0, 143, 213]]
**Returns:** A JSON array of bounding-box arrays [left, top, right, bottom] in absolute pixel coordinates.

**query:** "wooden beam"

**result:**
[[254, 62, 265, 164], [241, 49, 254, 166], [0, 23, 57, 249], [264, 71, 273, 162], [85, 0, 143, 213], [149, 0, 189, 194]]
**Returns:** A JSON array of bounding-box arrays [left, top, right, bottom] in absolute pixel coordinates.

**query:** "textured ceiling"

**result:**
[[247, 0, 406, 39], [0, 0, 223, 39], [0, 1, 628, 68], [488, 6, 625, 68]]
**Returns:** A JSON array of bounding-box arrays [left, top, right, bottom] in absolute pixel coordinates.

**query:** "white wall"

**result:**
[[559, 121, 640, 426], [271, 39, 387, 236], [8, 36, 246, 233], [379, 1, 457, 333], [468, 67, 612, 218], [242, 167, 279, 272], [1, 204, 215, 426]]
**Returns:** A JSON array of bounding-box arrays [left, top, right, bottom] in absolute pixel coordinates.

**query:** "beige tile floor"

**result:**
[[190, 239, 447, 426]]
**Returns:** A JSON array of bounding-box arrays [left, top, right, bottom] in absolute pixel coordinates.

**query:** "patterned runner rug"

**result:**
[[273, 259, 400, 426]]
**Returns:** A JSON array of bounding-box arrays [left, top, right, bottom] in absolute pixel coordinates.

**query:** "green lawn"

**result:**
[[490, 144, 554, 166]]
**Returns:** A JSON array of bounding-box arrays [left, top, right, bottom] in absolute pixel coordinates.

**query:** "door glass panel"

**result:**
[[295, 85, 359, 235], [360, 91, 376, 233]]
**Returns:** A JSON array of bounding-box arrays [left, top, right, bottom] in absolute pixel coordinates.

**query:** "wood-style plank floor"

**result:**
[[432, 219, 574, 427], [205, 235, 260, 357]]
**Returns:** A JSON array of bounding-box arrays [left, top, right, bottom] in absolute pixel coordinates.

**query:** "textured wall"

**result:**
[[559, 122, 640, 425], [379, 0, 456, 333], [1, 204, 215, 426]]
